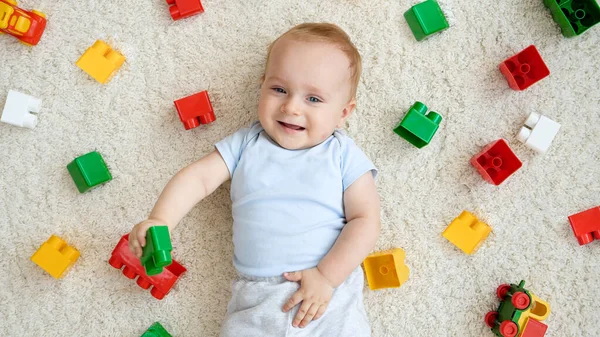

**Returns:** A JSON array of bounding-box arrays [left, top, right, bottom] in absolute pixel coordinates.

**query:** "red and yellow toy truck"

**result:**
[[0, 0, 46, 46]]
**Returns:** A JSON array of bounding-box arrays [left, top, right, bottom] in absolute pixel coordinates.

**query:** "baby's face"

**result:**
[[258, 38, 355, 150]]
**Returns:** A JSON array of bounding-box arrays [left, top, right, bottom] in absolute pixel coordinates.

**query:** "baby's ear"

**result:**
[[337, 99, 356, 128]]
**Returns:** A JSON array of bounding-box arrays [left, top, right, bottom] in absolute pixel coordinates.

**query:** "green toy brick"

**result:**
[[141, 226, 173, 276], [394, 102, 442, 148], [141, 322, 172, 337], [66, 151, 112, 193], [544, 0, 600, 37], [404, 0, 449, 41]]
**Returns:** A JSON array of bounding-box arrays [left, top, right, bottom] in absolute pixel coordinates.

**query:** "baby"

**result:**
[[129, 23, 381, 337]]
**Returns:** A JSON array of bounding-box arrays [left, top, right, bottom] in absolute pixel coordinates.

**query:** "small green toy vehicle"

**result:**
[[485, 280, 532, 337]]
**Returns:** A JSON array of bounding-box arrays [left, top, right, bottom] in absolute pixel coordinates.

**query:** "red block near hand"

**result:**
[[108, 234, 186, 300], [174, 90, 216, 130], [471, 139, 522, 185], [569, 206, 600, 246], [166, 0, 204, 20]]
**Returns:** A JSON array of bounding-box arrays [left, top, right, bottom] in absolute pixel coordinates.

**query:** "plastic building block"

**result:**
[[471, 139, 522, 185], [31, 235, 80, 279], [517, 293, 551, 332], [517, 112, 561, 153], [393, 101, 442, 148], [442, 211, 491, 254], [499, 45, 550, 91], [0, 0, 46, 46], [544, 0, 600, 37], [363, 248, 409, 290], [109, 234, 186, 300], [142, 322, 172, 337], [1, 90, 41, 128], [519, 318, 548, 337], [76, 40, 125, 84], [166, 0, 204, 20], [67, 151, 112, 193], [141, 226, 173, 276], [174, 90, 216, 130], [404, 0, 449, 41], [568, 206, 600, 245], [485, 281, 535, 337]]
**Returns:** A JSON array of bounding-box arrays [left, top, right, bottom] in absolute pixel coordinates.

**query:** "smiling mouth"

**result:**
[[278, 121, 305, 131]]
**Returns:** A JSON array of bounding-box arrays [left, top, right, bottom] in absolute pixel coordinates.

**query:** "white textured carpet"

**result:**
[[1, 0, 599, 336]]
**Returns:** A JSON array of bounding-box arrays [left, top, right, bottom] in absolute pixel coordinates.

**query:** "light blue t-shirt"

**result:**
[[215, 121, 377, 277]]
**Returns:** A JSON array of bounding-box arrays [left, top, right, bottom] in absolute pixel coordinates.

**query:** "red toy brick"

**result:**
[[471, 139, 522, 185], [520, 318, 548, 337], [568, 206, 600, 245], [108, 234, 186, 300], [499, 45, 550, 91], [166, 0, 204, 20], [174, 90, 215, 130]]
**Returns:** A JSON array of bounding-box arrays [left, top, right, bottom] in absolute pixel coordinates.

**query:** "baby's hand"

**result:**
[[128, 218, 167, 258], [282, 267, 335, 328]]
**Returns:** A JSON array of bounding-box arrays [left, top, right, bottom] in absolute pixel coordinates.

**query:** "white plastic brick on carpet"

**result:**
[[0, 0, 599, 336]]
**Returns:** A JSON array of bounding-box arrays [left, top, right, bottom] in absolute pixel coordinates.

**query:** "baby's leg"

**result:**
[[220, 273, 298, 337], [290, 267, 371, 337]]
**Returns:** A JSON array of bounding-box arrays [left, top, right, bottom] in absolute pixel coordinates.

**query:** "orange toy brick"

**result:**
[[31, 235, 80, 279], [568, 206, 600, 245], [363, 248, 409, 290], [443, 211, 491, 254], [0, 0, 47, 46], [76, 40, 125, 84]]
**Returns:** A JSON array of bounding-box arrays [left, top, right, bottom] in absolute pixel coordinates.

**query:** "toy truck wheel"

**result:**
[[499, 320, 518, 337], [484, 311, 498, 328], [496, 284, 511, 299], [32, 10, 46, 19], [511, 292, 531, 310]]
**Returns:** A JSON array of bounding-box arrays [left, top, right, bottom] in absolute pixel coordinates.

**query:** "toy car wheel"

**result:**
[[32, 10, 46, 18], [512, 291, 531, 310], [499, 320, 518, 337], [484, 311, 498, 328], [496, 284, 511, 300]]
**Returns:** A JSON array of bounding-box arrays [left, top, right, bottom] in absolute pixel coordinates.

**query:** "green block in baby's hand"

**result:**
[[141, 226, 172, 276]]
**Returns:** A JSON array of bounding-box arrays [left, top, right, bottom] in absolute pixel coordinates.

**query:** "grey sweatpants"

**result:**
[[220, 267, 371, 337]]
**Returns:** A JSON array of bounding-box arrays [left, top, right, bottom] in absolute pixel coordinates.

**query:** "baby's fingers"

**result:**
[[299, 304, 319, 328], [282, 290, 303, 312], [312, 305, 327, 321]]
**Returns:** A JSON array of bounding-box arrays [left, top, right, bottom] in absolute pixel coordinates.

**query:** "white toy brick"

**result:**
[[517, 112, 560, 153], [1, 90, 41, 129]]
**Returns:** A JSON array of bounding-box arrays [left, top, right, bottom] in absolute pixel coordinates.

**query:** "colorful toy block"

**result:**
[[568, 206, 600, 245], [393, 101, 442, 148], [517, 293, 551, 332], [499, 45, 550, 91], [517, 112, 561, 153], [1, 90, 40, 128], [141, 226, 173, 276], [404, 0, 449, 41], [471, 139, 522, 185], [485, 281, 535, 337], [166, 0, 204, 20], [67, 151, 112, 193], [520, 318, 548, 337], [544, 0, 600, 37], [142, 322, 172, 337], [109, 234, 186, 300], [363, 248, 409, 290], [0, 0, 47, 46], [76, 40, 125, 84], [174, 90, 215, 130], [442, 211, 491, 254], [31, 235, 80, 279]]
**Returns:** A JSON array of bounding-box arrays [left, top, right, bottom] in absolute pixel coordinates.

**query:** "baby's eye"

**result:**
[[308, 96, 322, 103], [272, 87, 286, 94]]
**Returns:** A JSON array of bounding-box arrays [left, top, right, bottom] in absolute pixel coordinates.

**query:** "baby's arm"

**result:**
[[129, 150, 230, 257], [318, 171, 381, 287]]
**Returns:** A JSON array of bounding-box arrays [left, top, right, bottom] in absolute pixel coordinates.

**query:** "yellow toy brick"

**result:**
[[76, 40, 125, 84], [31, 235, 80, 279], [363, 248, 409, 290], [442, 211, 491, 254], [517, 292, 551, 328]]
